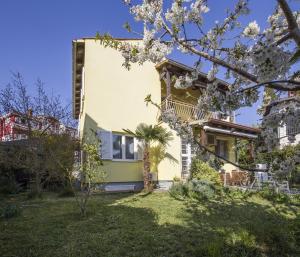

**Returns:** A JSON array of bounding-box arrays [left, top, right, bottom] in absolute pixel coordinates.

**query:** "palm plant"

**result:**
[[123, 123, 173, 191]]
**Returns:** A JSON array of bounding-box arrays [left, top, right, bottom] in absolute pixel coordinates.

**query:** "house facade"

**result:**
[[0, 112, 77, 142], [72, 38, 260, 190], [265, 92, 300, 148]]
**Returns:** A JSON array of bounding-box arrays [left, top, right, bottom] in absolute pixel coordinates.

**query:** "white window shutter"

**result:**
[[98, 130, 112, 160], [134, 138, 144, 160]]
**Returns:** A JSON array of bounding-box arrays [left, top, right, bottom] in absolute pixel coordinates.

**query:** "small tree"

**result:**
[[124, 123, 173, 191], [49, 130, 106, 217], [73, 141, 104, 217]]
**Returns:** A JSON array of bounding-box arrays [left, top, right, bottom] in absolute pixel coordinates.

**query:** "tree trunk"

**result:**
[[143, 144, 151, 191]]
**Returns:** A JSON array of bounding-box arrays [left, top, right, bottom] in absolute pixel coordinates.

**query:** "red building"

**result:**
[[0, 112, 77, 142]]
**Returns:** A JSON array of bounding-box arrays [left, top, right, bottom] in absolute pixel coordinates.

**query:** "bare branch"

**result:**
[[277, 0, 300, 46]]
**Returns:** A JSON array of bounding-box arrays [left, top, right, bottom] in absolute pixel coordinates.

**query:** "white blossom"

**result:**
[[249, 35, 291, 82], [174, 70, 198, 89], [165, 1, 186, 26], [243, 20, 260, 38]]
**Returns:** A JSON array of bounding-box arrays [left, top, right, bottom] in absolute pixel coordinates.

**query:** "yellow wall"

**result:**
[[78, 39, 182, 183], [209, 132, 238, 172], [161, 81, 201, 105]]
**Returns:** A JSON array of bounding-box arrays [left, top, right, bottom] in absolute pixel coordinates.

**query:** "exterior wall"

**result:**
[[278, 125, 300, 148], [79, 39, 182, 184], [203, 134, 237, 173], [215, 134, 237, 173]]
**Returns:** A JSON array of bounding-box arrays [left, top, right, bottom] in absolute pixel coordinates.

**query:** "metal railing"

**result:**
[[161, 98, 212, 122]]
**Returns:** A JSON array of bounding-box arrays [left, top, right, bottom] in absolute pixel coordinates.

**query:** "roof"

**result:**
[[264, 96, 300, 116], [155, 58, 230, 90], [205, 118, 261, 134]]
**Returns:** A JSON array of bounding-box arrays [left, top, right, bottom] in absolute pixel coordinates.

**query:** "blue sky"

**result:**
[[0, 0, 298, 125]]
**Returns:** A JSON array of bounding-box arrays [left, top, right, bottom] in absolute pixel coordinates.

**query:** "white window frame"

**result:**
[[112, 133, 136, 162], [181, 138, 195, 176]]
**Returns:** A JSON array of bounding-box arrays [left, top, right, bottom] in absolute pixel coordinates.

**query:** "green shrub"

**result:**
[[190, 159, 222, 187], [1, 204, 21, 219], [169, 179, 219, 201], [225, 187, 253, 200], [58, 186, 75, 198], [169, 182, 187, 200], [187, 179, 216, 200], [258, 187, 290, 203]]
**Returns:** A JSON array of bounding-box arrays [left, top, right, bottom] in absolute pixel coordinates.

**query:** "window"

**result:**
[[216, 140, 228, 159], [113, 134, 122, 159], [125, 136, 134, 159], [181, 156, 189, 174], [286, 120, 300, 136], [112, 134, 135, 160], [181, 138, 195, 176]]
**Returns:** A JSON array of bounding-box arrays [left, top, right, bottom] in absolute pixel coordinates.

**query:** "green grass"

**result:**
[[0, 191, 299, 257]]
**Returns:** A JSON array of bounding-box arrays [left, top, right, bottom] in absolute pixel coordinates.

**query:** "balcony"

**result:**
[[161, 98, 232, 123]]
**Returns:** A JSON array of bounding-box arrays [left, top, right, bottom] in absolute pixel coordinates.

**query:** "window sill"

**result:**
[[111, 159, 142, 163]]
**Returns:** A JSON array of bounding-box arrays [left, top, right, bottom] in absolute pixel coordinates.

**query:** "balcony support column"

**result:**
[[200, 128, 207, 146], [161, 67, 172, 99], [166, 69, 171, 99]]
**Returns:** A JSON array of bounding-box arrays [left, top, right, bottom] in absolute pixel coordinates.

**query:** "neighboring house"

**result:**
[[265, 92, 300, 148], [0, 112, 77, 142], [72, 38, 260, 190]]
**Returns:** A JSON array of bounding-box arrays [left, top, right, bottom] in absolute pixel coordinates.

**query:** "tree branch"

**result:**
[[235, 80, 300, 94], [277, 0, 300, 47], [194, 140, 266, 173]]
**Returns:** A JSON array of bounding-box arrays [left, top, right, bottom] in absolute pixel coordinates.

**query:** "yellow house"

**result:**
[[72, 38, 260, 190]]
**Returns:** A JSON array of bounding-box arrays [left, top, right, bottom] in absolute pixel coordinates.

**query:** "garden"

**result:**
[[1, 189, 299, 257]]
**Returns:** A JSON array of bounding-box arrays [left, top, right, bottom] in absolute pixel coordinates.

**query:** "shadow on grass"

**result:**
[[0, 193, 299, 257]]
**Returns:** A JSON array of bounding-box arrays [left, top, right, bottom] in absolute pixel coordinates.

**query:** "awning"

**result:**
[[203, 125, 258, 139]]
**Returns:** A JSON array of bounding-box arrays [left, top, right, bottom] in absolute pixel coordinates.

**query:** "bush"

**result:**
[[190, 159, 222, 187], [169, 182, 187, 200], [187, 179, 216, 200], [258, 186, 290, 203], [225, 187, 253, 200], [169, 179, 219, 201], [58, 186, 75, 197], [1, 204, 21, 219]]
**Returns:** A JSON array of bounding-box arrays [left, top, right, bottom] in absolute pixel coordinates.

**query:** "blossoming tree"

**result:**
[[98, 0, 300, 176]]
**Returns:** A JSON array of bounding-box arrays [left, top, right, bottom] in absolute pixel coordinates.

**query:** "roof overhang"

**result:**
[[264, 96, 300, 116], [197, 118, 260, 139], [72, 40, 85, 119], [203, 125, 258, 139], [155, 58, 229, 91]]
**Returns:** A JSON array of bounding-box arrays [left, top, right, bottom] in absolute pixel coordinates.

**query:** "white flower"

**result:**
[[243, 21, 260, 38], [165, 2, 186, 26], [250, 41, 290, 82], [174, 70, 198, 89]]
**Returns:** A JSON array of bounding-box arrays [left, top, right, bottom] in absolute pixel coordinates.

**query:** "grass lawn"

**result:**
[[0, 191, 299, 257]]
